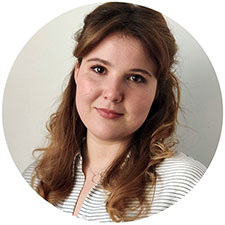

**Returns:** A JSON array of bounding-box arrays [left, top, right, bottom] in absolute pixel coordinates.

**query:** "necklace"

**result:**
[[88, 166, 106, 184]]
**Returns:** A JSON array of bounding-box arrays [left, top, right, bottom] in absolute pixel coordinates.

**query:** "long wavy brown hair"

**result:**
[[32, 2, 180, 222]]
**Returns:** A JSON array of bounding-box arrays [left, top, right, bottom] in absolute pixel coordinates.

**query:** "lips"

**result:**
[[95, 108, 124, 119]]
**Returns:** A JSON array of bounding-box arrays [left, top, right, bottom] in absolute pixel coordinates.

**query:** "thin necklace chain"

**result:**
[[87, 166, 106, 184]]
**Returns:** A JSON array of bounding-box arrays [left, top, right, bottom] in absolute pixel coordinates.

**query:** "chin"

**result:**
[[89, 129, 128, 142]]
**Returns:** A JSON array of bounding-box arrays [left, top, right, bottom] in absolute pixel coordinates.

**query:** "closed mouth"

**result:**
[[95, 107, 124, 119]]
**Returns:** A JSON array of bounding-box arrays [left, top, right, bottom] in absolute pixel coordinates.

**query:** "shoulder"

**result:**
[[155, 151, 206, 192], [145, 152, 206, 215], [22, 161, 40, 189], [157, 151, 206, 176]]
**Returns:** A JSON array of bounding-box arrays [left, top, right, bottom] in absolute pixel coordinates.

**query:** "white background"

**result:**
[[0, 0, 224, 225]]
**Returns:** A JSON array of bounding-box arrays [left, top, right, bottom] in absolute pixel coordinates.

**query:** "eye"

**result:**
[[91, 65, 106, 74], [128, 74, 146, 83]]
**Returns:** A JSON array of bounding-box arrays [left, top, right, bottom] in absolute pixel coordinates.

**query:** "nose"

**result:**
[[102, 79, 124, 103]]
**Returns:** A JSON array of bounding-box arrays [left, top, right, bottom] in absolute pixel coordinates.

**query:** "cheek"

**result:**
[[75, 76, 101, 121], [129, 91, 156, 121], [76, 78, 97, 102], [135, 99, 153, 117]]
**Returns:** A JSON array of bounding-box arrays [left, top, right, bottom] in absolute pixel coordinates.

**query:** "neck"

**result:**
[[83, 131, 130, 172]]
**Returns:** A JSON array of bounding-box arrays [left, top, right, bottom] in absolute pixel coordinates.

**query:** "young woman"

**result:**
[[23, 2, 206, 222]]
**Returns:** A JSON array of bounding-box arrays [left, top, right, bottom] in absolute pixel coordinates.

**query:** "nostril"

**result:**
[[103, 90, 123, 103], [102, 79, 124, 103]]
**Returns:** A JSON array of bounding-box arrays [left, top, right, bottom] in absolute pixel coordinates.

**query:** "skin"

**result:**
[[73, 33, 157, 215], [74, 33, 157, 145]]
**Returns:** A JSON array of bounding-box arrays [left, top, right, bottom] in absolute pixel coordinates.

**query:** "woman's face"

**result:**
[[74, 33, 157, 143]]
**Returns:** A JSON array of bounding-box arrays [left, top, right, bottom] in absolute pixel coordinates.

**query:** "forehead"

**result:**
[[83, 33, 156, 74]]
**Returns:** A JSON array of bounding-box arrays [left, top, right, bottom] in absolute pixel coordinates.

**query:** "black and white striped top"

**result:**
[[23, 151, 206, 222]]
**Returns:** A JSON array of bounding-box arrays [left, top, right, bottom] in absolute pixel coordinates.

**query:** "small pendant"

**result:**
[[91, 173, 102, 184]]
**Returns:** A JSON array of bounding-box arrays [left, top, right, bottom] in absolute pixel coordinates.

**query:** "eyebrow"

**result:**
[[87, 57, 154, 77], [129, 68, 153, 77], [87, 57, 112, 66]]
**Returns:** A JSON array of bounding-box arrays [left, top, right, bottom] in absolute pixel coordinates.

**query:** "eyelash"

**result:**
[[128, 74, 146, 83], [91, 65, 146, 83], [91, 65, 107, 74]]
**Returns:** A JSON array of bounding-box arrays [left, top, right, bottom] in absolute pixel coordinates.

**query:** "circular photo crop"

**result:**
[[2, 2, 223, 224]]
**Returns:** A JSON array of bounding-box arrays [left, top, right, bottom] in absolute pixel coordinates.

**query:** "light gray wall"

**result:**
[[166, 18, 222, 168], [2, 3, 222, 173]]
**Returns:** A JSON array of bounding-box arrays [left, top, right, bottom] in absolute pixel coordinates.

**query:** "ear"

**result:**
[[74, 60, 80, 84]]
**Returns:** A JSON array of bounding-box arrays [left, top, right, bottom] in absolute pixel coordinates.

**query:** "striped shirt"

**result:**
[[23, 151, 206, 222]]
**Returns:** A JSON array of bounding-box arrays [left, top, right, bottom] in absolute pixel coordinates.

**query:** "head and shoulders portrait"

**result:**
[[2, 1, 222, 223]]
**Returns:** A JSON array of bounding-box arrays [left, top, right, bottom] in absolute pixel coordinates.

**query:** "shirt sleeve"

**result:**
[[22, 161, 40, 189], [148, 151, 206, 214]]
